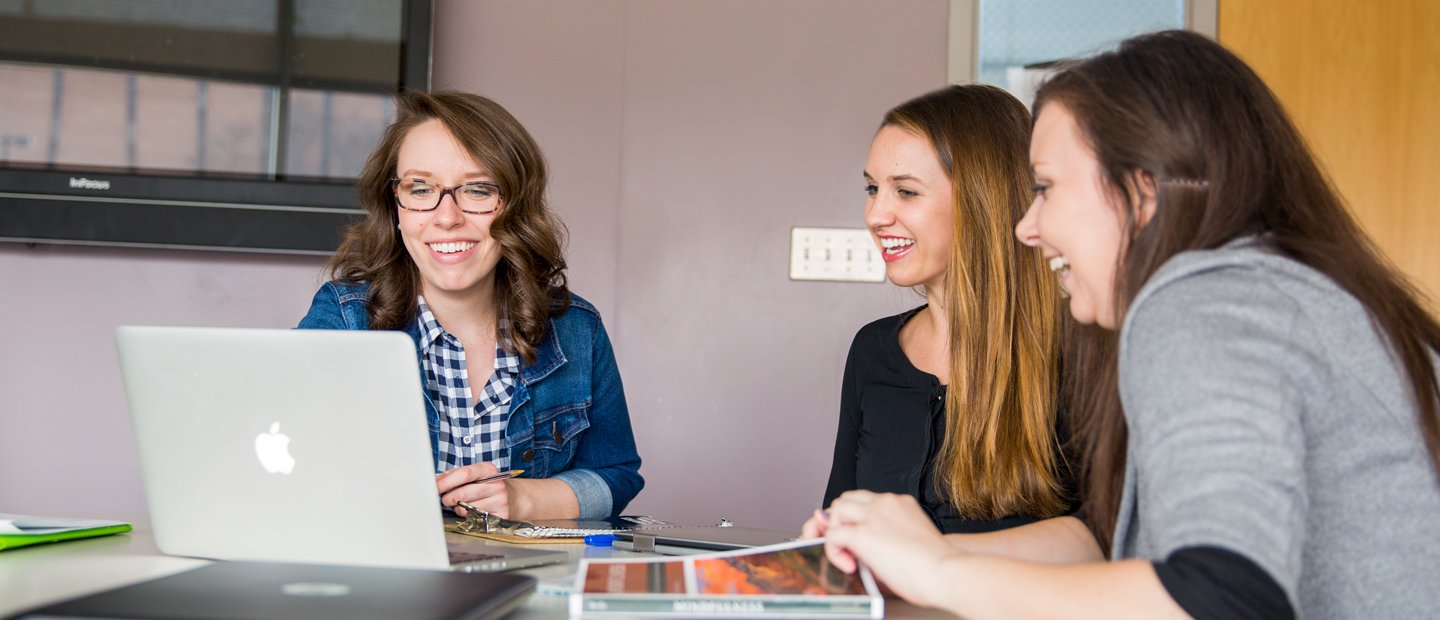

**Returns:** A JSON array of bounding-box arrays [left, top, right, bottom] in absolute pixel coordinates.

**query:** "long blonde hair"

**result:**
[[885, 85, 1068, 519]]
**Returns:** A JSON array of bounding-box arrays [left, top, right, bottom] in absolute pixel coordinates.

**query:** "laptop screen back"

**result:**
[[115, 326, 450, 569]]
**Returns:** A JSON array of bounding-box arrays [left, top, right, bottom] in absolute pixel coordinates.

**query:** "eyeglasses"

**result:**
[[390, 178, 502, 214]]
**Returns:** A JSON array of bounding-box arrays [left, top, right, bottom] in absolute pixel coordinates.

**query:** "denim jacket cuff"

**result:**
[[554, 468, 614, 520]]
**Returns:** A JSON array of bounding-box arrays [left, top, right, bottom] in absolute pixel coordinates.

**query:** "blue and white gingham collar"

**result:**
[[416, 296, 447, 350], [416, 296, 519, 367], [495, 326, 520, 374]]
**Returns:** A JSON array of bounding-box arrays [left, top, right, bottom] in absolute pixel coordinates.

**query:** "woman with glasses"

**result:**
[[298, 90, 643, 521], [807, 85, 1072, 537]]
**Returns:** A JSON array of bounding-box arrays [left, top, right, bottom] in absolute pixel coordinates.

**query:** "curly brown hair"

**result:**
[[327, 90, 570, 363]]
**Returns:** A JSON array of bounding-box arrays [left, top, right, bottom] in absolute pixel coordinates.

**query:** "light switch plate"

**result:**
[[789, 227, 886, 283]]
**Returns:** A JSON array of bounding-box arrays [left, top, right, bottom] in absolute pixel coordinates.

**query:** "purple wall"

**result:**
[[2, 0, 948, 530], [610, 1, 945, 527], [0, 245, 326, 514]]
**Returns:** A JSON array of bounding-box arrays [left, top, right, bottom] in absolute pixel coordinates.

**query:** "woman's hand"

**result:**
[[438, 465, 582, 520], [822, 490, 957, 609], [437, 462, 511, 518], [800, 507, 830, 539], [823, 493, 1185, 618], [801, 507, 859, 573]]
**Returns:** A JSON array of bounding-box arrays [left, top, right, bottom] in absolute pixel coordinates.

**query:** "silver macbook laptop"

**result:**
[[114, 326, 567, 572]]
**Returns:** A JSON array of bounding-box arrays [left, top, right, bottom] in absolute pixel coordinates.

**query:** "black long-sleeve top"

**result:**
[[822, 306, 1073, 533]]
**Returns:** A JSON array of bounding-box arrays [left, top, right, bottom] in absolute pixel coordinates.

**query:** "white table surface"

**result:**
[[0, 518, 957, 619]]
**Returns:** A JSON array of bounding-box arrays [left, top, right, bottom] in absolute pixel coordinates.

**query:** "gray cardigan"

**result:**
[[1113, 240, 1440, 617]]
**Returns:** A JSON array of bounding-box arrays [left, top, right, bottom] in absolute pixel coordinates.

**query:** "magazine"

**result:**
[[569, 538, 883, 618]]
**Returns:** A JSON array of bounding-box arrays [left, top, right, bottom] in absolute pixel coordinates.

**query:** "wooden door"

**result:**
[[1220, 0, 1440, 309]]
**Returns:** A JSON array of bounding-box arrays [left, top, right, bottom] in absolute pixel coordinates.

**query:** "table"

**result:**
[[0, 519, 957, 619]]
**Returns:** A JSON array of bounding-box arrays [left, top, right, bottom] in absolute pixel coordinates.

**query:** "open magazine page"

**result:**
[[569, 538, 883, 618]]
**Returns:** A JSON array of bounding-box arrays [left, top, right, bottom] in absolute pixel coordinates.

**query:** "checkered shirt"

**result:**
[[416, 297, 520, 474]]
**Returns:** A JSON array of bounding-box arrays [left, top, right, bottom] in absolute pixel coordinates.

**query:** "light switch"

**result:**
[[789, 227, 886, 283]]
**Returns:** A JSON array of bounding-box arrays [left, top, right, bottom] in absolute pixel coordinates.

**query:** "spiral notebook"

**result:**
[[449, 514, 670, 543]]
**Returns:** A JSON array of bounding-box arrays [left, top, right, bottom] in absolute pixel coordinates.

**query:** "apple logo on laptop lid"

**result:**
[[281, 582, 352, 597], [255, 422, 296, 474]]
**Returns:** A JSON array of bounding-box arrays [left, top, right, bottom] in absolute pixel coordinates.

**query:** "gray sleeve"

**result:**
[[1119, 267, 1315, 607]]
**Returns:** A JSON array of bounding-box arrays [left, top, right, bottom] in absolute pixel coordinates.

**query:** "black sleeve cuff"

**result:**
[[1152, 545, 1294, 620]]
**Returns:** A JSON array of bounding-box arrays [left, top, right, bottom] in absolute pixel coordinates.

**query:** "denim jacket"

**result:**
[[297, 281, 643, 518]]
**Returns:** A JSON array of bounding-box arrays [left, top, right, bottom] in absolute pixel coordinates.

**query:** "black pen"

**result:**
[[442, 468, 524, 494], [470, 468, 524, 484]]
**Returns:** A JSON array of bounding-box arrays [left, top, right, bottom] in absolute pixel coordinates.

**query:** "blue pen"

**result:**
[[584, 534, 617, 547]]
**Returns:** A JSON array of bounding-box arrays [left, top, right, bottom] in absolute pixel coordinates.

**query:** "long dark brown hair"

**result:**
[[885, 85, 1069, 519], [328, 90, 569, 363], [1035, 30, 1440, 548]]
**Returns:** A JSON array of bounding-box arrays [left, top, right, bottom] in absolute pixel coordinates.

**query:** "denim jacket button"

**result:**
[[521, 449, 535, 462]]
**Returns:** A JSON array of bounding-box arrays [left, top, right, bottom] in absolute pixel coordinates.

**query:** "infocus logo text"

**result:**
[[68, 177, 111, 190]]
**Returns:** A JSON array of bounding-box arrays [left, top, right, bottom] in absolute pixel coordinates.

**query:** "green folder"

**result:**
[[0, 514, 133, 551]]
